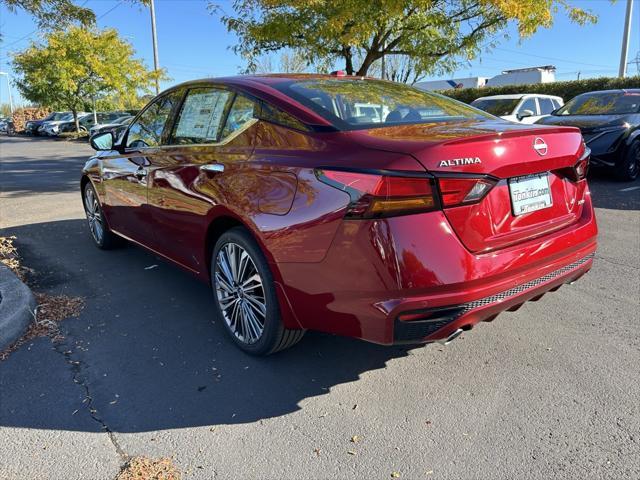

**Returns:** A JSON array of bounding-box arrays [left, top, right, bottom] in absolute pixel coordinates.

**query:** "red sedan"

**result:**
[[83, 74, 597, 355]]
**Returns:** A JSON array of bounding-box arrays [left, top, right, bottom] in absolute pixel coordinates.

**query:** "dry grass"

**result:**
[[1, 236, 86, 361], [0, 293, 85, 361], [116, 457, 181, 480], [0, 236, 23, 280]]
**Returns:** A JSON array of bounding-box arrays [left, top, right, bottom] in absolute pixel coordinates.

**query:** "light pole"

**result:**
[[619, 0, 634, 78], [0, 72, 14, 115], [149, 0, 160, 94]]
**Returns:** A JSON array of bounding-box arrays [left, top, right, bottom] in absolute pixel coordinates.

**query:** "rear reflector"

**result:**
[[316, 169, 438, 218], [437, 176, 497, 207]]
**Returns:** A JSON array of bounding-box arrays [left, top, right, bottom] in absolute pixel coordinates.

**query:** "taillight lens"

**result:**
[[316, 169, 438, 218], [436, 176, 497, 207], [558, 146, 590, 182]]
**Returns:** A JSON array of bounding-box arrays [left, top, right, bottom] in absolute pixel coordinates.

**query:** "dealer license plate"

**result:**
[[508, 173, 553, 216]]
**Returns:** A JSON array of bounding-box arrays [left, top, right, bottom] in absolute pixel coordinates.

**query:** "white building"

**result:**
[[487, 66, 556, 87], [415, 65, 556, 91], [414, 76, 488, 91]]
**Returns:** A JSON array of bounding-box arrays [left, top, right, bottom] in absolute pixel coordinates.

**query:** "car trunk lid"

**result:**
[[348, 120, 588, 252]]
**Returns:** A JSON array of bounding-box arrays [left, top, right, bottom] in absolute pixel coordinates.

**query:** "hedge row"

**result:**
[[438, 76, 640, 104]]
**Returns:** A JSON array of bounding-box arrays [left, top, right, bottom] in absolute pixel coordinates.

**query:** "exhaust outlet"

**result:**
[[437, 328, 464, 345]]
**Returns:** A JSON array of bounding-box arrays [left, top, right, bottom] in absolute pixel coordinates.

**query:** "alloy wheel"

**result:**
[[84, 187, 104, 244], [214, 242, 267, 344], [630, 143, 640, 179]]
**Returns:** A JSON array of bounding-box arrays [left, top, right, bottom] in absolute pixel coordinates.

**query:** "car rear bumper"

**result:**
[[276, 188, 598, 345], [392, 251, 593, 344]]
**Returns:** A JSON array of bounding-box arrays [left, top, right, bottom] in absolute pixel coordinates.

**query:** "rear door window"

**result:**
[[171, 88, 233, 144], [538, 97, 556, 115], [219, 94, 257, 140]]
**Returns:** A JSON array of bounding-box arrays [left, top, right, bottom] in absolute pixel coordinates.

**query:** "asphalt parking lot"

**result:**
[[1, 135, 639, 480]]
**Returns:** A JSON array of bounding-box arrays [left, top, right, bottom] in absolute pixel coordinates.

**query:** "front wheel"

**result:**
[[211, 227, 304, 355], [615, 140, 640, 181], [82, 183, 121, 249]]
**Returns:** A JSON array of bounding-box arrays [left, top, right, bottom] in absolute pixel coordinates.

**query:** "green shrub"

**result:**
[[437, 76, 640, 104]]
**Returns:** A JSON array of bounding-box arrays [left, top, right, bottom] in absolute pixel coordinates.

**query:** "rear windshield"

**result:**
[[471, 98, 521, 116], [556, 91, 640, 115], [273, 78, 490, 130]]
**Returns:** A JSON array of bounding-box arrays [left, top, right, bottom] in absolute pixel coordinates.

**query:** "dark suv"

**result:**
[[536, 89, 640, 181]]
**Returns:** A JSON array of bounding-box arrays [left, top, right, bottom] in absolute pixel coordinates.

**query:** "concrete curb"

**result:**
[[0, 264, 36, 351]]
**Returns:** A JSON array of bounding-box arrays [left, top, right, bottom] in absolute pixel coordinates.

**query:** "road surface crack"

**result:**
[[53, 340, 129, 466]]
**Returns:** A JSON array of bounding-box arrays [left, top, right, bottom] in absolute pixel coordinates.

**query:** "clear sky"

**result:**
[[0, 0, 638, 106]]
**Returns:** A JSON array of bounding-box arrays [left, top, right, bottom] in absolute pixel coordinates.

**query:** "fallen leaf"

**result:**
[[391, 472, 400, 478], [426, 470, 433, 475], [347, 450, 356, 456], [313, 448, 321, 457], [350, 435, 360, 443]]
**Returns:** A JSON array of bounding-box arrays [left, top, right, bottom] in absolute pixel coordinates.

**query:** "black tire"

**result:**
[[615, 140, 640, 181], [211, 227, 304, 355], [82, 182, 122, 249]]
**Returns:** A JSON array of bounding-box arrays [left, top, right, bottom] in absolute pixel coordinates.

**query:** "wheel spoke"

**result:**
[[215, 272, 234, 293], [245, 294, 266, 318], [217, 249, 235, 286]]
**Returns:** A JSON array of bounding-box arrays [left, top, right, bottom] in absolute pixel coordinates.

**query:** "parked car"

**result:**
[[471, 94, 564, 124], [83, 75, 597, 355], [39, 112, 84, 135], [0, 117, 14, 135], [89, 115, 133, 138], [535, 89, 640, 181], [25, 111, 71, 135]]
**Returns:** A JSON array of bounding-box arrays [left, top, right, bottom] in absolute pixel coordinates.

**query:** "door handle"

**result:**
[[135, 167, 147, 180], [200, 163, 225, 173]]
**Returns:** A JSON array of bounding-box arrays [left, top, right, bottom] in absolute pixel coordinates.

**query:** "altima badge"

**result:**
[[438, 157, 482, 167]]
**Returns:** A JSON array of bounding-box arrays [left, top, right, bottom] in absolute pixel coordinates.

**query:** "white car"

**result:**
[[471, 94, 564, 124]]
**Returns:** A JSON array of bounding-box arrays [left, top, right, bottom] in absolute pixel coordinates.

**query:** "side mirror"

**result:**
[[517, 109, 535, 120], [90, 131, 114, 151]]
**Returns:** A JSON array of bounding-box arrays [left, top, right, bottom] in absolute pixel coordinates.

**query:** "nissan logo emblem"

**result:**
[[533, 137, 548, 156]]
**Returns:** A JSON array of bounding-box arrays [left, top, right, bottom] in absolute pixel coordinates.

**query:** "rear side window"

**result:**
[[172, 88, 233, 144], [258, 101, 309, 131], [220, 94, 257, 139], [127, 91, 182, 148], [538, 97, 556, 114]]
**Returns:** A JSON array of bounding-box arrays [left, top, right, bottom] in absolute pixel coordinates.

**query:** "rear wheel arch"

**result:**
[[203, 214, 277, 281], [203, 214, 303, 331]]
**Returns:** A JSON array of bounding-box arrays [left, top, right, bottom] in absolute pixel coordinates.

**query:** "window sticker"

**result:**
[[175, 90, 230, 141]]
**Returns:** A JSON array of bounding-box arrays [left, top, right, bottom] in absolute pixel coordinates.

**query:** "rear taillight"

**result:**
[[436, 176, 497, 208], [316, 169, 438, 218], [558, 146, 591, 182]]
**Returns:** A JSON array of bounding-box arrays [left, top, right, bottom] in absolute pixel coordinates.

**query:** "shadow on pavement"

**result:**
[[587, 167, 640, 211], [0, 219, 416, 433]]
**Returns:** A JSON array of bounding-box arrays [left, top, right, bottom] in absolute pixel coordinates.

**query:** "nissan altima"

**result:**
[[83, 74, 598, 355]]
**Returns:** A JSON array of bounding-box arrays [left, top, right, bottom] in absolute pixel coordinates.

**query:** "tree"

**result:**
[[255, 50, 308, 73], [217, 0, 597, 78], [1, 0, 95, 31], [12, 27, 162, 132]]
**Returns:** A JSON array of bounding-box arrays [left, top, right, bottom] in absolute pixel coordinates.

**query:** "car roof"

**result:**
[[576, 89, 640, 95], [474, 93, 562, 101]]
